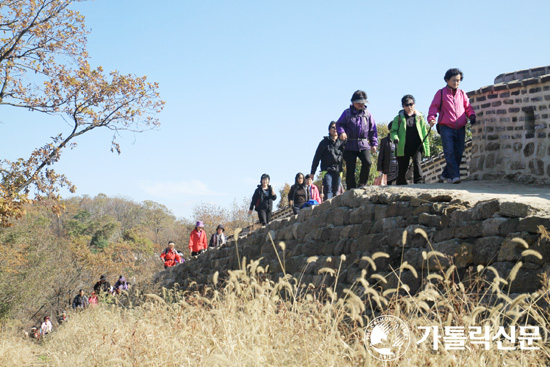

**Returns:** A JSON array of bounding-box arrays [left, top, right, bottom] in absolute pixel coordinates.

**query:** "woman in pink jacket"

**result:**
[[189, 221, 207, 256], [305, 174, 322, 204], [428, 68, 476, 184]]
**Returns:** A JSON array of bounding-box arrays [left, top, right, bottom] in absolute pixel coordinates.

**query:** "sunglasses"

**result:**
[[404, 103, 414, 107], [329, 126, 336, 129]]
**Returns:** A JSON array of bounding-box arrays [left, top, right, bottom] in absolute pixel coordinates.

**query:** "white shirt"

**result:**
[[41, 320, 52, 335]]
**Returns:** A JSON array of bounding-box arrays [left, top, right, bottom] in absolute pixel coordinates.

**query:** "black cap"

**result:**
[[351, 90, 368, 104]]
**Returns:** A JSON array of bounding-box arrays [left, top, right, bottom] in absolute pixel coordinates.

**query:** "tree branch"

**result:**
[[14, 120, 79, 193]]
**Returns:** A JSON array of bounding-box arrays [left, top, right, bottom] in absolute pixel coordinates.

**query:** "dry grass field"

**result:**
[[1, 230, 549, 366]]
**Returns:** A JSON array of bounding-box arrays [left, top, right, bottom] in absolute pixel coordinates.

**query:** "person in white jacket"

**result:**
[[40, 316, 52, 336]]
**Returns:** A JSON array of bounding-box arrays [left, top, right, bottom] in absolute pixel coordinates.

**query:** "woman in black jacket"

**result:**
[[248, 174, 277, 225], [288, 172, 308, 215], [377, 121, 398, 185]]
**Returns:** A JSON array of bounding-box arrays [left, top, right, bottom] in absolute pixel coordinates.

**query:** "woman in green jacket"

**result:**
[[389, 95, 433, 185]]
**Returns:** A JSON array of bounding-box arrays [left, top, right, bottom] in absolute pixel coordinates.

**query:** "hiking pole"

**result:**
[[319, 174, 324, 203], [406, 128, 432, 183]]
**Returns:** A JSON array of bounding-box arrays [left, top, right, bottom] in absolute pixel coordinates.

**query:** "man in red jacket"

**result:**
[[189, 221, 207, 256], [160, 241, 182, 269]]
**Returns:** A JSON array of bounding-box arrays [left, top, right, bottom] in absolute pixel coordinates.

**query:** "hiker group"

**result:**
[[72, 274, 130, 310], [160, 221, 227, 268], [247, 68, 475, 225], [160, 67, 475, 266], [29, 274, 131, 340]]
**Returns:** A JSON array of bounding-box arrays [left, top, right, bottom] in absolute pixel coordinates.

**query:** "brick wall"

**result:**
[[468, 66, 550, 183]]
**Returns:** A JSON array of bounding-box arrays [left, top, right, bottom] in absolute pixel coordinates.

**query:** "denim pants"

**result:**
[[322, 171, 341, 199], [439, 125, 465, 180]]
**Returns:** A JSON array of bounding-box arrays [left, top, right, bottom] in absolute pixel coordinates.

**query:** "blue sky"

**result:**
[[2, 0, 550, 220]]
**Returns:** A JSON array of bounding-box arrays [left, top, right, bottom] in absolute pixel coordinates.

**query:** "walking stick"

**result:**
[[320, 173, 324, 203]]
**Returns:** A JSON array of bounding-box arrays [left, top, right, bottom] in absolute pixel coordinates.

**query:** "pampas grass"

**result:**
[[1, 232, 549, 366]]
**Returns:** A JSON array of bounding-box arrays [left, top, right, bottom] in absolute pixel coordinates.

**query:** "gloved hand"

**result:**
[[469, 115, 476, 125]]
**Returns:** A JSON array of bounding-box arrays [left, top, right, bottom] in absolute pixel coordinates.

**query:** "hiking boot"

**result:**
[[451, 177, 461, 184]]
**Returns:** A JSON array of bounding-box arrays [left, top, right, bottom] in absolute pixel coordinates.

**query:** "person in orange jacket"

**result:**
[[189, 221, 207, 256], [160, 241, 182, 269]]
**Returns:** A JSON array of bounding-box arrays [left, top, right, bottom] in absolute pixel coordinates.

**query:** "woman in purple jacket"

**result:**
[[428, 68, 476, 184], [336, 90, 378, 189]]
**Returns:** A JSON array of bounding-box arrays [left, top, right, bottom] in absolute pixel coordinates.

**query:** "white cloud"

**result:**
[[140, 179, 224, 198]]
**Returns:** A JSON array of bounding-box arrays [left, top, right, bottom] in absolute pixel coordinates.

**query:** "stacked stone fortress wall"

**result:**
[[156, 186, 549, 298], [155, 66, 550, 298]]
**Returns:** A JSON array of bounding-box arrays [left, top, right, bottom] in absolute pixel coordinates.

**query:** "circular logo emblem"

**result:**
[[364, 315, 410, 361]]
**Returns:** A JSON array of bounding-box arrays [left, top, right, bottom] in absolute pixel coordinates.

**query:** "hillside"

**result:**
[[1, 186, 549, 366]]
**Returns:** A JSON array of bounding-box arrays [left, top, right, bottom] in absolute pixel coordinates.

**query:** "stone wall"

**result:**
[[155, 186, 550, 296], [468, 66, 550, 183]]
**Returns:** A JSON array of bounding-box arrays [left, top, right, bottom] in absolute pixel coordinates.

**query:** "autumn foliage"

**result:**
[[0, 0, 164, 227], [0, 193, 252, 323]]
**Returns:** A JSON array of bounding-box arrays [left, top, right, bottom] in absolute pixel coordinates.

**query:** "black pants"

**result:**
[[191, 250, 205, 256], [258, 209, 272, 225], [396, 151, 423, 185], [343, 149, 372, 189]]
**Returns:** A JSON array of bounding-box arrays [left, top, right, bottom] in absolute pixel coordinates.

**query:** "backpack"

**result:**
[[255, 188, 262, 209], [436, 88, 443, 134], [300, 199, 319, 209]]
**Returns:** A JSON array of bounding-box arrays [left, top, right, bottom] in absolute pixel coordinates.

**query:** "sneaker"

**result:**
[[438, 174, 448, 183], [451, 177, 461, 184]]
